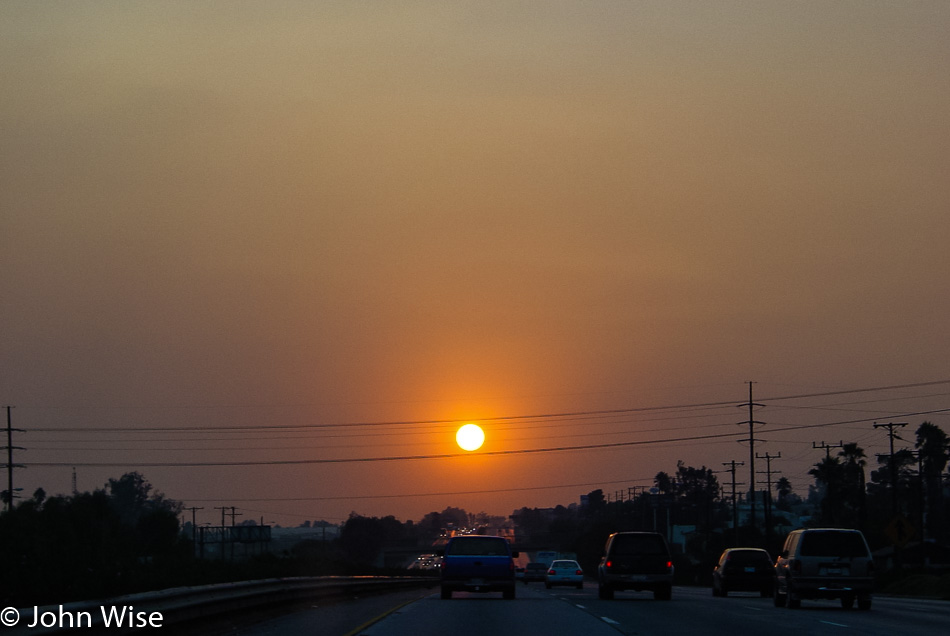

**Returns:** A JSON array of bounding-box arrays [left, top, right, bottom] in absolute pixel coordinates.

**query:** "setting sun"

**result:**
[[455, 423, 485, 451]]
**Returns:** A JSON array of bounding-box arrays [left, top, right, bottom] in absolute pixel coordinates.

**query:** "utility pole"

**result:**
[[184, 506, 203, 557], [738, 382, 764, 537], [812, 440, 844, 459], [226, 507, 242, 559], [722, 460, 745, 546], [874, 422, 908, 518], [756, 452, 781, 546], [214, 506, 228, 560], [908, 449, 926, 565], [227, 506, 241, 526], [3, 406, 24, 511], [5, 407, 13, 510]]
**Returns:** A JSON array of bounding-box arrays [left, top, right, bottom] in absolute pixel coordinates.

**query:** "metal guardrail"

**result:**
[[7, 576, 437, 634]]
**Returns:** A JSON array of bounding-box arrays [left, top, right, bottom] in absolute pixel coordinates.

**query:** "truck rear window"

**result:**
[[446, 537, 509, 556]]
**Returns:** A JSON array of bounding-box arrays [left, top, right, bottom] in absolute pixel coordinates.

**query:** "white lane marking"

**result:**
[[742, 605, 765, 611], [576, 604, 586, 609], [601, 617, 620, 626], [819, 620, 849, 627]]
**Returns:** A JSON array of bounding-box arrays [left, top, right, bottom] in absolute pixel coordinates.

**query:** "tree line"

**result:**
[[1, 473, 186, 606]]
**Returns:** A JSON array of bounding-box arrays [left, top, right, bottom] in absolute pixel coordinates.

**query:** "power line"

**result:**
[[25, 379, 950, 433], [25, 415, 753, 452], [23, 412, 747, 446], [24, 403, 743, 433], [26, 406, 950, 468], [766, 409, 949, 436], [771, 390, 950, 412], [26, 429, 747, 467], [183, 478, 658, 503], [757, 380, 950, 402]]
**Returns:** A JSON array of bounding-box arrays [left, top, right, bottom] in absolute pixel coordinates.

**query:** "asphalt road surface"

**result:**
[[232, 582, 950, 636]]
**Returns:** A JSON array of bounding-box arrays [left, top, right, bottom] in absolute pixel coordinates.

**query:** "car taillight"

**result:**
[[548, 569, 556, 575], [792, 560, 802, 574], [666, 561, 672, 569], [576, 570, 583, 575], [867, 561, 874, 575], [605, 560, 612, 569]]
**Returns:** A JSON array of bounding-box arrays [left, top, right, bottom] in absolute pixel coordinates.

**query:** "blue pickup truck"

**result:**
[[440, 535, 519, 599]]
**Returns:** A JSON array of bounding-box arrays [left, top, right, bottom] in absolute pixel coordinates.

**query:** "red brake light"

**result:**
[[605, 560, 612, 568], [548, 569, 556, 575], [666, 561, 672, 569], [576, 570, 583, 575]]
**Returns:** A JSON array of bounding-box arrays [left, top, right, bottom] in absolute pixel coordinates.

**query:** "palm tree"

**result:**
[[838, 443, 868, 531], [809, 456, 845, 526], [775, 477, 793, 512], [916, 422, 949, 541]]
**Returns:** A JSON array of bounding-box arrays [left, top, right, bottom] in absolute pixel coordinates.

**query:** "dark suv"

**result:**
[[597, 532, 674, 600], [774, 528, 873, 610], [712, 548, 775, 597]]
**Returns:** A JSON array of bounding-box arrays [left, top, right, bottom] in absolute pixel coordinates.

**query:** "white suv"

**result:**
[[774, 528, 874, 610]]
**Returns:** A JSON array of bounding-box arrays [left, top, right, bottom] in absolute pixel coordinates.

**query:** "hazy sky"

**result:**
[[3, 2, 949, 527]]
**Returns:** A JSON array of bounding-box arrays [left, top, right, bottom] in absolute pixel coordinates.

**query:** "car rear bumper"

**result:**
[[719, 575, 775, 591], [788, 576, 873, 598], [442, 579, 516, 593], [547, 577, 583, 586], [602, 573, 672, 591]]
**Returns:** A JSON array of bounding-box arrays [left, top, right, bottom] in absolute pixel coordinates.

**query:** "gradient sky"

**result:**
[[3, 2, 949, 527]]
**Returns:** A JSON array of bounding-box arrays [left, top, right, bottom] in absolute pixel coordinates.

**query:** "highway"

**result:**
[[231, 582, 950, 636]]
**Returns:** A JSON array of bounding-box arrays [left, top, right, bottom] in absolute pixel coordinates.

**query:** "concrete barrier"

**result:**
[[9, 576, 437, 634]]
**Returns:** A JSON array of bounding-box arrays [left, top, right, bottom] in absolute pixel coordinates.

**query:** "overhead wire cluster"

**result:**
[[16, 380, 950, 471], [8, 380, 949, 523]]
